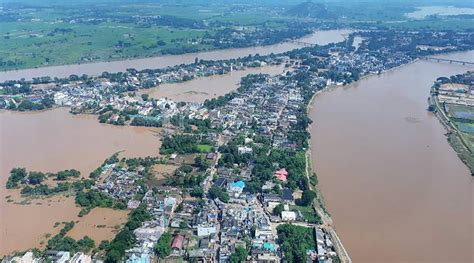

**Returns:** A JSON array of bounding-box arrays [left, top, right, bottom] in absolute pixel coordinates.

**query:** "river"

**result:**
[[0, 29, 352, 82], [140, 64, 287, 103], [309, 51, 474, 262], [0, 28, 353, 256], [0, 108, 161, 255]]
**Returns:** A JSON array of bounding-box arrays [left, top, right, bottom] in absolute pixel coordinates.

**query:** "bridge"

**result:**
[[421, 57, 474, 65], [287, 40, 317, 47]]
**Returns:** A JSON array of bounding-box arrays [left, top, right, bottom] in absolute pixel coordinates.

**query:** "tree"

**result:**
[[28, 172, 45, 185], [154, 232, 172, 258], [230, 246, 248, 263], [194, 155, 210, 171], [273, 203, 285, 216], [208, 186, 230, 203], [296, 190, 316, 206], [190, 186, 204, 198]]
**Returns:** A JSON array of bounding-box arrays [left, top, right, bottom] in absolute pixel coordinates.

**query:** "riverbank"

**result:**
[[308, 50, 473, 262], [0, 29, 353, 82], [305, 88, 352, 263], [429, 88, 474, 175]]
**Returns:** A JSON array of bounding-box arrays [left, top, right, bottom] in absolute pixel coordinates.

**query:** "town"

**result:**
[[2, 29, 474, 263]]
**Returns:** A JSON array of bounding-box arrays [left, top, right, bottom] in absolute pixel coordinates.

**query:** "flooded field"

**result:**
[[0, 29, 351, 82], [67, 208, 129, 244], [309, 51, 474, 262], [141, 64, 286, 103], [0, 108, 161, 256]]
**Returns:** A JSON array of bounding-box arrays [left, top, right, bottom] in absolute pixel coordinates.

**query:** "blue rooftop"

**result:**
[[231, 180, 245, 189]]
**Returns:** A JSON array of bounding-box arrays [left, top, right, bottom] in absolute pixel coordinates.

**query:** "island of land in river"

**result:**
[[1, 2, 474, 262]]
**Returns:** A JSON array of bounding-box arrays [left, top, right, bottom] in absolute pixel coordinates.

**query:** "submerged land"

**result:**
[[1, 0, 474, 263]]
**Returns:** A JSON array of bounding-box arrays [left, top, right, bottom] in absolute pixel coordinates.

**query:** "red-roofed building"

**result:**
[[172, 235, 185, 250], [274, 168, 288, 182]]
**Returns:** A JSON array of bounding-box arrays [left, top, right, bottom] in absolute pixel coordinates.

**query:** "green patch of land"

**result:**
[[197, 144, 213, 153]]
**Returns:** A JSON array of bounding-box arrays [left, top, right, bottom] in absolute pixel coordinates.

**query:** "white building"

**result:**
[[281, 211, 296, 221]]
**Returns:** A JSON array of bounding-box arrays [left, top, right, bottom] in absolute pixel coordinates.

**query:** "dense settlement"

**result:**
[[2, 30, 474, 263]]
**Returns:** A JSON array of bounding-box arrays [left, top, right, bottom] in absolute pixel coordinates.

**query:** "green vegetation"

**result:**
[[277, 224, 315, 262], [197, 144, 213, 153], [160, 134, 212, 154], [230, 246, 248, 263], [154, 232, 173, 259], [6, 168, 28, 189], [296, 190, 316, 207], [75, 190, 126, 210], [105, 205, 152, 262], [46, 222, 95, 253], [208, 185, 230, 203], [130, 116, 163, 127], [273, 203, 285, 216], [290, 205, 321, 224]]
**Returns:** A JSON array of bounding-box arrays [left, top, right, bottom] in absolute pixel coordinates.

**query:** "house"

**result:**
[[206, 152, 216, 160], [197, 226, 217, 237], [281, 188, 294, 204], [126, 254, 150, 263], [228, 180, 245, 197], [70, 253, 92, 263], [172, 235, 185, 251], [237, 146, 253, 154], [273, 168, 288, 182], [213, 177, 227, 188], [281, 211, 296, 221]]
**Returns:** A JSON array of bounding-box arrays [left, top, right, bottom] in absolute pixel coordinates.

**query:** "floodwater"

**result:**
[[141, 64, 286, 103], [0, 29, 351, 82], [406, 6, 474, 19], [0, 28, 354, 256], [0, 108, 160, 256], [67, 207, 129, 244], [309, 51, 474, 262]]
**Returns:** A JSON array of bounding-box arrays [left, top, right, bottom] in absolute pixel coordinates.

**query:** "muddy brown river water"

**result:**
[[309, 51, 474, 262], [0, 109, 160, 255], [0, 29, 347, 255], [1, 28, 471, 262], [0, 29, 352, 82]]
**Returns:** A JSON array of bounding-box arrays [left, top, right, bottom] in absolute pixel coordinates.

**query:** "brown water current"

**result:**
[[0, 29, 352, 82], [309, 51, 474, 262], [0, 108, 160, 256], [141, 64, 286, 103]]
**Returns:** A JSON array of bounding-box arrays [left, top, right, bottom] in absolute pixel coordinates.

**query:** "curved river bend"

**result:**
[[0, 29, 351, 82], [310, 51, 474, 262]]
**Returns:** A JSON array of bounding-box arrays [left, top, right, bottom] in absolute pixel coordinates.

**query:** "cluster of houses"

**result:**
[[434, 72, 474, 107], [4, 30, 455, 263], [3, 251, 91, 263], [94, 166, 145, 203]]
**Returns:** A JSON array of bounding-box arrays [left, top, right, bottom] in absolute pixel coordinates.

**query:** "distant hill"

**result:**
[[286, 1, 334, 19]]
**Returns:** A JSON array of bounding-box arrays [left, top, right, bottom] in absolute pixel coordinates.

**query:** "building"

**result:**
[[171, 235, 185, 251], [227, 180, 245, 197], [273, 168, 288, 182], [281, 211, 296, 221], [281, 188, 294, 204], [197, 226, 217, 237]]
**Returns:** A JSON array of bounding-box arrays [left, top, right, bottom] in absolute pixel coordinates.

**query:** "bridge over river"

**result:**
[[421, 56, 474, 65]]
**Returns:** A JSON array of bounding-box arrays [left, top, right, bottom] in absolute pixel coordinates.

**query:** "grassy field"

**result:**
[[1, 0, 473, 70], [0, 2, 304, 70], [197, 144, 213, 153], [290, 205, 321, 224]]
